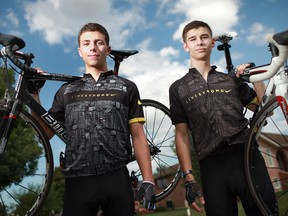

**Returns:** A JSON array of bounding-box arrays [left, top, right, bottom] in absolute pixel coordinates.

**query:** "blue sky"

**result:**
[[1, 0, 287, 165]]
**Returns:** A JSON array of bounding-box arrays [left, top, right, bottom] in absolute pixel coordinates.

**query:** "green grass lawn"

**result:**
[[138, 201, 246, 216], [138, 192, 288, 216]]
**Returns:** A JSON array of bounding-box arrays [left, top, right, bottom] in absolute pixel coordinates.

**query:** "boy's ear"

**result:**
[[212, 39, 215, 48], [78, 47, 83, 57], [106, 46, 111, 55], [183, 42, 189, 52]]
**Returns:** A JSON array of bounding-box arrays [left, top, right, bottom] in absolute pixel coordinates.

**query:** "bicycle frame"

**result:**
[[0, 68, 80, 159], [249, 63, 288, 122]]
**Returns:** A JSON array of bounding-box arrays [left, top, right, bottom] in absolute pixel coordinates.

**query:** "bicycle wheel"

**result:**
[[0, 101, 54, 216], [127, 99, 180, 202], [245, 97, 288, 216]]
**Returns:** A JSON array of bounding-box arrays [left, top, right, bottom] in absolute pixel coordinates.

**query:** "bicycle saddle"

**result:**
[[110, 49, 138, 60], [273, 29, 288, 46]]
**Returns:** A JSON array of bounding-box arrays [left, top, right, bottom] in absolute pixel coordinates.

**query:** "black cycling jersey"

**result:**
[[49, 71, 145, 177], [169, 66, 257, 160]]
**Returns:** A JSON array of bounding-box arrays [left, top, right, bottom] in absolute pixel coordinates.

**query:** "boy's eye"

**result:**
[[82, 42, 89, 46], [97, 41, 105, 45]]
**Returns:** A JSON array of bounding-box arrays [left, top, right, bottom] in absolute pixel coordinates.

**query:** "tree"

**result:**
[[40, 167, 65, 215], [0, 66, 44, 214], [0, 67, 42, 187]]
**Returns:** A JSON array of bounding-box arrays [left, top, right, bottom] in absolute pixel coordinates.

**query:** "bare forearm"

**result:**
[[175, 123, 194, 181], [131, 123, 154, 183], [134, 141, 154, 182], [253, 81, 266, 103]]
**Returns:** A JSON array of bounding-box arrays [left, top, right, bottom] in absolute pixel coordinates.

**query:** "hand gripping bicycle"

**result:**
[[215, 30, 288, 216], [0, 33, 180, 215]]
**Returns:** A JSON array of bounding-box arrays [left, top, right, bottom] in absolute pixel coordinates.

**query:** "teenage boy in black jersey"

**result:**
[[31, 23, 155, 216], [169, 20, 278, 215]]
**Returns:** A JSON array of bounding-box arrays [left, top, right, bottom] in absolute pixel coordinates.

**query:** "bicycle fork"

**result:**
[[0, 98, 22, 161]]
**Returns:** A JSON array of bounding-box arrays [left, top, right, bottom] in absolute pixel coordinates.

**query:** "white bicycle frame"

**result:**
[[246, 34, 288, 124]]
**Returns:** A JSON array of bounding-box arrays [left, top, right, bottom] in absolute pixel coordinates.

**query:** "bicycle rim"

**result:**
[[245, 97, 288, 216], [127, 99, 180, 202], [0, 103, 53, 216]]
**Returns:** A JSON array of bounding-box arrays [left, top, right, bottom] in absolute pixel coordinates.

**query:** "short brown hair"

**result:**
[[77, 23, 110, 46], [182, 20, 213, 42]]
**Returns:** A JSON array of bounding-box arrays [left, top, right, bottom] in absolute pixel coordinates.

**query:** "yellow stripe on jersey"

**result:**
[[245, 96, 259, 110], [129, 117, 145, 124], [248, 96, 259, 106]]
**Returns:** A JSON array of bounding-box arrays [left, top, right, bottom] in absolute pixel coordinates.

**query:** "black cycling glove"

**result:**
[[135, 181, 156, 210], [27, 79, 46, 94], [185, 180, 203, 205]]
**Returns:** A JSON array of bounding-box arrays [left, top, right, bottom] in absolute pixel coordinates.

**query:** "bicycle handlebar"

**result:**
[[5, 45, 38, 74], [0, 33, 25, 52], [0, 33, 38, 75], [248, 29, 288, 83]]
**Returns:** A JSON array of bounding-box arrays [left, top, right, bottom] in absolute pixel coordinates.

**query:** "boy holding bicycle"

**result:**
[[169, 20, 278, 215], [32, 23, 155, 216]]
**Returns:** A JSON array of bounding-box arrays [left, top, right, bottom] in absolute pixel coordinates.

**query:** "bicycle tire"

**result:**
[[127, 99, 180, 202], [245, 97, 288, 216], [0, 101, 54, 216]]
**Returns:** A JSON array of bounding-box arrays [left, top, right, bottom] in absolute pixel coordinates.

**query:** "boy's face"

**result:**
[[78, 31, 111, 70], [183, 27, 215, 61]]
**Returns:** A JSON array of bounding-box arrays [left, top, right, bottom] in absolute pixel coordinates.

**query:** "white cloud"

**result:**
[[6, 9, 19, 27], [171, 0, 241, 41], [0, 8, 21, 36], [23, 0, 146, 47], [159, 46, 179, 58], [246, 22, 275, 46]]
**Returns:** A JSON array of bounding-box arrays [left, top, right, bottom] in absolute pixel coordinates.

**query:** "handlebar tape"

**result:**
[[0, 33, 25, 52], [5, 45, 37, 74]]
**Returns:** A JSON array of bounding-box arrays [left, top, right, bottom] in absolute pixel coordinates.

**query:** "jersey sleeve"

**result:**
[[237, 81, 257, 107], [169, 81, 188, 125], [128, 82, 145, 124], [48, 83, 67, 123]]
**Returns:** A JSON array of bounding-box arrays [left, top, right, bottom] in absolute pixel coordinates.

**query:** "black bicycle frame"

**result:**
[[0, 68, 81, 160]]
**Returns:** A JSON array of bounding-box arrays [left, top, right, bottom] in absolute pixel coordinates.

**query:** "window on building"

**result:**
[[274, 178, 281, 190], [276, 150, 288, 172], [265, 148, 274, 167], [156, 178, 168, 189]]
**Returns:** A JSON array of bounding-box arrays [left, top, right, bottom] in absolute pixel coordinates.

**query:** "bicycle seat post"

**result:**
[[217, 42, 234, 73], [112, 57, 123, 75], [214, 32, 237, 74]]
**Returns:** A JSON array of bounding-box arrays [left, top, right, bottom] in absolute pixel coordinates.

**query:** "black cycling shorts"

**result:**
[[200, 146, 278, 216], [62, 167, 135, 216]]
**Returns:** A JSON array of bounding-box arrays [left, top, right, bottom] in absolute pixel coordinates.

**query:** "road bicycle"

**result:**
[[0, 33, 179, 215], [215, 30, 288, 215]]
